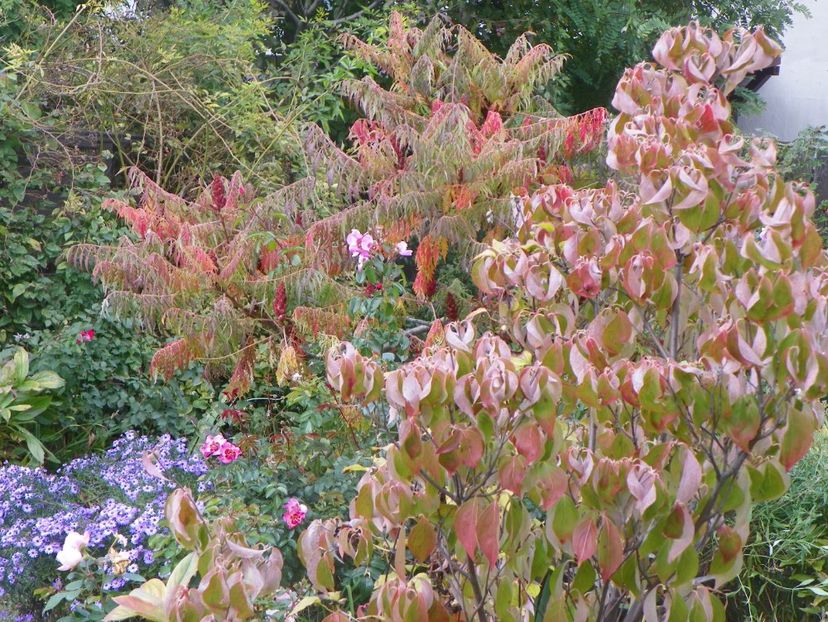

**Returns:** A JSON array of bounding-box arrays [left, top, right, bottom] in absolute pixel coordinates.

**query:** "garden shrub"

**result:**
[[728, 429, 828, 621], [0, 433, 207, 618], [29, 318, 216, 455], [1, 59, 217, 457], [268, 4, 398, 143], [0, 179, 216, 458], [201, 438, 369, 587], [302, 11, 606, 298], [0, 348, 64, 465], [101, 488, 284, 622], [8, 0, 296, 194], [299, 21, 828, 622]]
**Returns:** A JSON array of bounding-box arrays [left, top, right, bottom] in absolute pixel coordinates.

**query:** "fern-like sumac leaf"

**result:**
[[224, 341, 256, 398], [178, 246, 218, 275], [127, 166, 186, 208], [339, 34, 398, 77], [413, 235, 448, 299], [66, 243, 110, 273], [412, 13, 450, 60], [292, 306, 351, 339], [150, 338, 195, 381]]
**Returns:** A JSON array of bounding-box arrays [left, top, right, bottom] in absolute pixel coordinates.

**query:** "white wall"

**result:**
[[738, 0, 828, 141]]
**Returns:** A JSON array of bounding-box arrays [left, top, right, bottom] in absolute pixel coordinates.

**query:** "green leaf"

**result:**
[[550, 496, 578, 544], [166, 552, 197, 595], [43, 592, 66, 612], [10, 283, 27, 301], [749, 460, 789, 502], [15, 426, 45, 463], [13, 348, 28, 385], [30, 370, 65, 390]]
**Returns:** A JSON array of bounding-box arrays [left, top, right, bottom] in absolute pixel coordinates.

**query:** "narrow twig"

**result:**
[[669, 253, 683, 360]]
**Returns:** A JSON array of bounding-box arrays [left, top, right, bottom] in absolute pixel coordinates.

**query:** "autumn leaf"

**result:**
[[572, 516, 598, 565]]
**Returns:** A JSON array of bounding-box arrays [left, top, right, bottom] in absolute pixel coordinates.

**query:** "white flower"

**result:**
[[395, 241, 413, 257], [56, 531, 89, 571]]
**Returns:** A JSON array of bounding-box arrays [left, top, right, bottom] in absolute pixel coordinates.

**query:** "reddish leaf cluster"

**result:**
[[301, 11, 606, 297]]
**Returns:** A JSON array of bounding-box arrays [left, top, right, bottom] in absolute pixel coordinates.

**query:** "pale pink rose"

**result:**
[[395, 241, 413, 257], [200, 434, 226, 458], [346, 229, 375, 269], [56, 531, 89, 571], [217, 441, 241, 464]]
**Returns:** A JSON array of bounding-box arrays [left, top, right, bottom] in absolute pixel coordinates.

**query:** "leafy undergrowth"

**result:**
[[727, 429, 828, 621]]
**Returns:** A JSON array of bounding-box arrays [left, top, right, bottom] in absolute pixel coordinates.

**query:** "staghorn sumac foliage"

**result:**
[[298, 23, 828, 622], [68, 12, 607, 390], [68, 168, 349, 395], [300, 11, 606, 298]]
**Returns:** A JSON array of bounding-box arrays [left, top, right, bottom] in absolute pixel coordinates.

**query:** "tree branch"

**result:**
[[328, 0, 383, 26], [272, 0, 302, 29], [669, 253, 683, 359]]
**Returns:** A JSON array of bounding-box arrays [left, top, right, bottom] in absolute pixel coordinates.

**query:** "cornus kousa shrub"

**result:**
[[105, 488, 283, 622], [298, 23, 828, 622]]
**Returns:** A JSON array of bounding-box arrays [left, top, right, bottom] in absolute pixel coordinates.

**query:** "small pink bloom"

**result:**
[[346, 229, 375, 270], [282, 498, 307, 528], [76, 329, 95, 344], [395, 241, 413, 257], [200, 434, 226, 458], [217, 441, 241, 464]]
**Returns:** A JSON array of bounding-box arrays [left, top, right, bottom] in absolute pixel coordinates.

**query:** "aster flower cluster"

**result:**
[[0, 432, 207, 603]]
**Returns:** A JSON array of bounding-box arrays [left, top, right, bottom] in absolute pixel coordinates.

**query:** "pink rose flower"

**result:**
[[76, 329, 95, 344], [346, 229, 375, 270], [395, 241, 413, 257], [282, 498, 307, 529], [217, 441, 241, 464], [200, 434, 226, 458]]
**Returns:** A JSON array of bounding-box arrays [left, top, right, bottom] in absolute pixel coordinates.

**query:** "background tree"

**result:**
[[430, 0, 807, 112], [301, 11, 607, 297]]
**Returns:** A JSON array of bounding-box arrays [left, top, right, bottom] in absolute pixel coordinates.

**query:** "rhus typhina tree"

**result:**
[[68, 12, 605, 392], [301, 11, 606, 297], [298, 23, 828, 622], [68, 168, 348, 396]]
